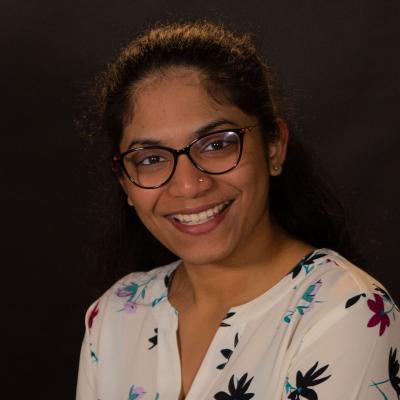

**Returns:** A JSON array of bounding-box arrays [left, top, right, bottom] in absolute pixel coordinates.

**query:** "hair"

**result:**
[[78, 20, 364, 299]]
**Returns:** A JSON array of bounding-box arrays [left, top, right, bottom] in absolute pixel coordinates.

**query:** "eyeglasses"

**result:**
[[112, 125, 257, 189]]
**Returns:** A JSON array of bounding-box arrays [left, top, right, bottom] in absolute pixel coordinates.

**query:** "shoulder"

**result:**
[[291, 248, 399, 341], [284, 250, 400, 399], [84, 259, 180, 333], [292, 248, 394, 304]]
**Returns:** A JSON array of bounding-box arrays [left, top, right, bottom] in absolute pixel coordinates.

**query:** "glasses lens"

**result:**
[[123, 148, 174, 187], [191, 130, 241, 173]]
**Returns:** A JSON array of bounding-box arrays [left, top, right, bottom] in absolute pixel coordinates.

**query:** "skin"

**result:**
[[119, 67, 314, 398]]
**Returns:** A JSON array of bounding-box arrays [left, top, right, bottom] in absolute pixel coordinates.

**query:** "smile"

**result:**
[[171, 200, 233, 225]]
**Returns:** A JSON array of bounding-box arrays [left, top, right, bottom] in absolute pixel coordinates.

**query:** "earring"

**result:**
[[271, 165, 282, 175]]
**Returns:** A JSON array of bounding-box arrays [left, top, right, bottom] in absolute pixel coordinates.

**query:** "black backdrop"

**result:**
[[2, 1, 399, 398]]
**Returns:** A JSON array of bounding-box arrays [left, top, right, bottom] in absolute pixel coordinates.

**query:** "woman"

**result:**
[[77, 21, 400, 400]]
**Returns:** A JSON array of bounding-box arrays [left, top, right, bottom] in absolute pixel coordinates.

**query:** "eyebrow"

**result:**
[[126, 118, 239, 149]]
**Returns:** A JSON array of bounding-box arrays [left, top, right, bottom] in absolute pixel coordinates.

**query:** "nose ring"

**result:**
[[198, 177, 204, 182]]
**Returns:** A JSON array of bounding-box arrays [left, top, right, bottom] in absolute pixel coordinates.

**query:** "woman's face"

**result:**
[[119, 67, 287, 267]]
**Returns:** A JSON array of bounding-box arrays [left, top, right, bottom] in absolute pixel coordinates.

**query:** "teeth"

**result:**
[[172, 201, 231, 225]]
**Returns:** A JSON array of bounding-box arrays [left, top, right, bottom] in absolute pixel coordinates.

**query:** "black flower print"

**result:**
[[214, 373, 254, 400], [289, 252, 326, 279], [370, 347, 400, 398], [164, 273, 171, 288], [148, 328, 158, 350], [284, 280, 323, 324], [285, 362, 331, 400], [389, 348, 400, 397], [217, 333, 239, 369], [345, 293, 367, 308], [220, 312, 236, 327]]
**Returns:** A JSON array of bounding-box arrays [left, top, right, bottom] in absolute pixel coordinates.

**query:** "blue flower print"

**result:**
[[289, 252, 327, 279], [128, 385, 145, 400], [89, 343, 98, 362], [116, 278, 154, 313], [151, 294, 166, 307], [284, 280, 323, 323]]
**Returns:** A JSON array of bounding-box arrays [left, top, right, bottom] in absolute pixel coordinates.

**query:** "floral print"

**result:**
[[345, 292, 367, 308], [289, 253, 326, 279], [220, 312, 236, 327], [148, 328, 158, 350], [88, 302, 99, 330], [116, 277, 165, 313], [367, 287, 399, 336], [214, 373, 254, 400], [370, 348, 400, 399], [77, 249, 400, 400], [345, 285, 399, 336], [217, 333, 239, 370], [389, 348, 400, 398], [128, 385, 145, 400], [116, 281, 149, 313], [368, 294, 391, 336], [90, 349, 98, 362], [284, 280, 323, 323], [285, 362, 330, 400]]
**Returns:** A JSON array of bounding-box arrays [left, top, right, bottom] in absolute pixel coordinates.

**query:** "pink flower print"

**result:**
[[367, 293, 390, 336], [124, 301, 138, 314], [88, 302, 99, 331], [128, 385, 145, 400]]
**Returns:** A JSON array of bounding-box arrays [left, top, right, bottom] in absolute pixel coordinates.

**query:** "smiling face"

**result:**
[[118, 67, 287, 267]]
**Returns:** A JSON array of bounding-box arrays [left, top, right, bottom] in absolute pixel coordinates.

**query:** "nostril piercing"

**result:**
[[198, 177, 204, 182]]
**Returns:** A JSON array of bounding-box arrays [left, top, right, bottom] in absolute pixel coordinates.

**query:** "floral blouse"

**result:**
[[76, 248, 400, 400]]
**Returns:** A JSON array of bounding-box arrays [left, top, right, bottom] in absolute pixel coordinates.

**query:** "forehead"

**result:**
[[120, 67, 252, 149], [131, 67, 217, 120]]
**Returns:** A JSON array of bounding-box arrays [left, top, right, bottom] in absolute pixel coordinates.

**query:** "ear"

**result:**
[[267, 118, 289, 176], [119, 177, 135, 207]]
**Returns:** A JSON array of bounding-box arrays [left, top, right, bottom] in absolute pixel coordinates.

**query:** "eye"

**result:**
[[200, 132, 237, 153], [137, 154, 167, 166], [125, 149, 171, 169], [203, 140, 231, 152]]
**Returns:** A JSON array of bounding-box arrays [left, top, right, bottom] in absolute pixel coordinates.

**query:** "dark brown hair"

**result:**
[[79, 20, 362, 297]]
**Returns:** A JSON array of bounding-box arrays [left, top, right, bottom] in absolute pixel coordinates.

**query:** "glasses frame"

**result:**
[[113, 125, 257, 189]]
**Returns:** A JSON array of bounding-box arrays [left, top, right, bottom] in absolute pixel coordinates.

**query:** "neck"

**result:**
[[168, 221, 314, 313]]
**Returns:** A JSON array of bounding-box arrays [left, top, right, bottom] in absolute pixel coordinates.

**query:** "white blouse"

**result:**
[[76, 248, 400, 400]]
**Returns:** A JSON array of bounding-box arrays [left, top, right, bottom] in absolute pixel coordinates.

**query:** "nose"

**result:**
[[166, 154, 213, 198]]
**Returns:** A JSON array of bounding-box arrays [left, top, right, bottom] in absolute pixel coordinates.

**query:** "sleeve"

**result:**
[[282, 288, 400, 400], [76, 300, 101, 400]]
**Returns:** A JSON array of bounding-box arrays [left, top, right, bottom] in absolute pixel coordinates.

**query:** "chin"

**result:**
[[172, 242, 236, 267]]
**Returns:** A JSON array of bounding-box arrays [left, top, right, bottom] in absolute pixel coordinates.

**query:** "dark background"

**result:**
[[2, 0, 399, 398]]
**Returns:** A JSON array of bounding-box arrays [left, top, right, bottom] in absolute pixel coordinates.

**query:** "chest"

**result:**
[[177, 312, 225, 399], [97, 299, 298, 400]]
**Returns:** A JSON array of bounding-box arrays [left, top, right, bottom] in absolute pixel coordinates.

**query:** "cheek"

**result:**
[[125, 186, 156, 216], [237, 150, 269, 192], [240, 163, 270, 215]]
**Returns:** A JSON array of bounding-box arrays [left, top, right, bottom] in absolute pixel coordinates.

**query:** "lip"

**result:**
[[165, 200, 234, 235], [164, 199, 234, 216]]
